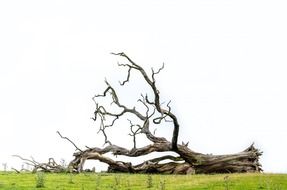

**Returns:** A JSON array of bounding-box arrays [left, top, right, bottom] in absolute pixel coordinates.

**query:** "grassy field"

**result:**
[[0, 172, 286, 190]]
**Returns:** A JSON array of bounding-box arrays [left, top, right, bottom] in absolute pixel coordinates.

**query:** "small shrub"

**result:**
[[126, 179, 131, 190], [95, 175, 101, 190], [110, 175, 121, 190], [35, 172, 45, 188], [68, 173, 74, 184], [10, 183, 17, 190], [109, 183, 118, 190], [224, 176, 230, 190], [159, 179, 166, 190], [257, 178, 264, 189], [114, 175, 120, 186], [146, 175, 153, 188]]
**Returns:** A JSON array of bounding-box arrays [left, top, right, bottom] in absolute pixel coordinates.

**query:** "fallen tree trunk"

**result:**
[[66, 141, 262, 174], [61, 52, 262, 174]]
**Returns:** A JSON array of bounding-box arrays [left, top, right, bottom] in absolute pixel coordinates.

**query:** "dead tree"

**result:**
[[13, 155, 66, 173], [63, 52, 262, 174]]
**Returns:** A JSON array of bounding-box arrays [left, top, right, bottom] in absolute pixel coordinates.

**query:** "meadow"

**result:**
[[0, 172, 286, 190]]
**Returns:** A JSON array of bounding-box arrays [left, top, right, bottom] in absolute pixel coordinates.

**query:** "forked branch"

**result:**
[[111, 52, 180, 150]]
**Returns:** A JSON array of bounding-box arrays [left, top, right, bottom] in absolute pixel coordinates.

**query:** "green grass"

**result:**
[[0, 172, 286, 190]]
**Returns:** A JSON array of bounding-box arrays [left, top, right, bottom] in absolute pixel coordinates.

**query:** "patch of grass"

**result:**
[[0, 172, 286, 189]]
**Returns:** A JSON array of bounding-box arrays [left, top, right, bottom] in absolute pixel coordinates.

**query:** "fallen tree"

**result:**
[[60, 52, 262, 174], [13, 155, 66, 173]]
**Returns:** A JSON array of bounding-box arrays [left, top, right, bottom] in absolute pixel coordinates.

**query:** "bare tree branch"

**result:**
[[151, 62, 165, 82], [111, 52, 180, 150], [13, 155, 65, 173], [57, 131, 83, 152]]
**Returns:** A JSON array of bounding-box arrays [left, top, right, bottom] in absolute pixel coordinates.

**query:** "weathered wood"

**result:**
[[67, 142, 262, 174]]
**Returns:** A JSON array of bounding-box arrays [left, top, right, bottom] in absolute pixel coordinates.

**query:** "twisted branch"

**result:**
[[111, 52, 180, 150]]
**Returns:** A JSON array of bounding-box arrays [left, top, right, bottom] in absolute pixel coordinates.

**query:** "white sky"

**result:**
[[0, 0, 287, 173]]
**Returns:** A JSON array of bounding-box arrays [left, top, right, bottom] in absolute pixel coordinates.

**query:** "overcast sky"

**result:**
[[0, 0, 287, 173]]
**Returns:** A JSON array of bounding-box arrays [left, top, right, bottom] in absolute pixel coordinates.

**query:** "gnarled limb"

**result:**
[[111, 52, 180, 150], [65, 140, 261, 173]]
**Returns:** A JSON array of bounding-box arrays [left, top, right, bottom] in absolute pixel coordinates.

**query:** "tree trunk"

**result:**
[[68, 143, 262, 174]]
